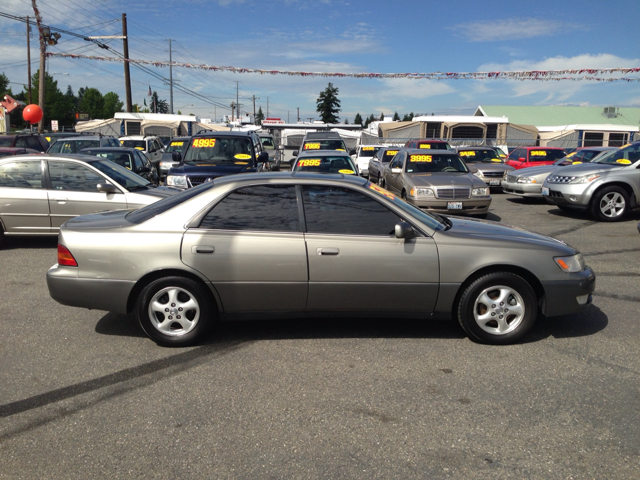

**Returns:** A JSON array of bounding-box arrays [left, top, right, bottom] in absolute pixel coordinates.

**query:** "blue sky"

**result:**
[[1, 0, 639, 122]]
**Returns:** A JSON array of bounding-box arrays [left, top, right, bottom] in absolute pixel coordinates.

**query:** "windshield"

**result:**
[[302, 139, 347, 152], [381, 149, 399, 163], [183, 137, 254, 165], [0, 137, 13, 147], [165, 140, 187, 153], [458, 149, 503, 163], [416, 141, 450, 150], [358, 146, 380, 157], [89, 159, 151, 190], [294, 156, 356, 174], [121, 140, 146, 150], [527, 149, 566, 161], [261, 137, 275, 149], [366, 182, 445, 232], [405, 154, 468, 173], [592, 143, 640, 165], [48, 139, 99, 153], [89, 151, 135, 170]]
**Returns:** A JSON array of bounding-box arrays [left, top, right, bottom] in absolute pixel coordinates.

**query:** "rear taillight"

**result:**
[[57, 244, 78, 267]]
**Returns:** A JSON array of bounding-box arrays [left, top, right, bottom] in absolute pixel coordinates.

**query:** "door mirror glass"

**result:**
[[391, 167, 402, 174], [258, 151, 269, 163], [97, 183, 117, 193], [395, 222, 414, 239], [519, 157, 526, 162], [172, 151, 182, 163]]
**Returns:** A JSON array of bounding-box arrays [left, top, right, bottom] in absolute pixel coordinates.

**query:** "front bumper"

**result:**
[[47, 264, 134, 314], [541, 266, 596, 317], [408, 196, 491, 216], [542, 183, 591, 208], [502, 180, 543, 197]]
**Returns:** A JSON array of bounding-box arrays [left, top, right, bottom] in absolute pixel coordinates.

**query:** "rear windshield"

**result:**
[[358, 146, 380, 157], [381, 149, 400, 162], [48, 140, 100, 153], [294, 156, 356, 174], [458, 149, 503, 163], [415, 141, 450, 150], [527, 149, 566, 161], [90, 151, 135, 170], [183, 137, 254, 165], [121, 140, 146, 150], [0, 137, 14, 147], [165, 140, 187, 153], [302, 140, 347, 152], [405, 154, 468, 173], [126, 182, 214, 224], [261, 137, 275, 149]]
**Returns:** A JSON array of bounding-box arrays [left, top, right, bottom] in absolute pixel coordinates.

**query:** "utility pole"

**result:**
[[168, 39, 174, 114], [266, 96, 269, 118], [122, 13, 132, 112], [297, 107, 299, 123], [236, 82, 240, 120], [287, 111, 289, 123], [251, 95, 259, 124], [231, 102, 235, 121], [26, 16, 32, 104], [32, 0, 46, 132]]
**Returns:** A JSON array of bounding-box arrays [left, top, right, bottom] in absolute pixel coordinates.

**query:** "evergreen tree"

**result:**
[[379, 112, 385, 121], [150, 91, 169, 114], [344, 118, 349, 124], [0, 72, 9, 98], [316, 82, 341, 124], [353, 112, 363, 126], [103, 92, 124, 118], [80, 88, 104, 120], [368, 113, 376, 124], [393, 111, 400, 121], [255, 106, 265, 125], [24, 71, 75, 128]]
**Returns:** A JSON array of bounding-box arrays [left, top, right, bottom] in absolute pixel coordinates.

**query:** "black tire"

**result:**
[[401, 190, 407, 201], [457, 272, 537, 345], [136, 276, 214, 347], [590, 186, 629, 222]]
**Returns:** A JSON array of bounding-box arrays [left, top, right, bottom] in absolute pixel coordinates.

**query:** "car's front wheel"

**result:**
[[457, 272, 537, 345], [136, 276, 214, 346], [590, 186, 629, 222]]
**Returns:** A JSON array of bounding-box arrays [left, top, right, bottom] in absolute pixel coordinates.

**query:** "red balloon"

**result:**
[[23, 104, 43, 124]]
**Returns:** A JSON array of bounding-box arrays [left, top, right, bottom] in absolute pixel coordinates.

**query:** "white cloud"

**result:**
[[452, 18, 582, 42]]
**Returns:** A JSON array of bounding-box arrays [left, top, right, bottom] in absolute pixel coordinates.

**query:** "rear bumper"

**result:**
[[47, 264, 134, 314], [541, 267, 596, 317]]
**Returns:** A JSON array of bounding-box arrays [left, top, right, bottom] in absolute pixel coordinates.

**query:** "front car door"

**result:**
[[386, 152, 406, 193], [302, 185, 439, 313], [181, 184, 308, 313]]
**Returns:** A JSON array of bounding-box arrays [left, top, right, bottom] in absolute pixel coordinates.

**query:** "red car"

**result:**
[[506, 146, 567, 169]]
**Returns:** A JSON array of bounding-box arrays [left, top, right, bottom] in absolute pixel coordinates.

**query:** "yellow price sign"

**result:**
[[459, 151, 476, 156], [170, 141, 184, 147], [192, 138, 216, 148], [419, 144, 431, 149], [362, 146, 375, 151], [234, 154, 251, 160], [616, 159, 632, 165], [303, 143, 320, 150], [385, 150, 399, 156], [409, 154, 432, 162], [530, 150, 547, 156], [339, 169, 354, 174], [298, 159, 321, 167]]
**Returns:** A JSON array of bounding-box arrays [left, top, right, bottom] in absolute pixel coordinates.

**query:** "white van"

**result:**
[[353, 145, 382, 178]]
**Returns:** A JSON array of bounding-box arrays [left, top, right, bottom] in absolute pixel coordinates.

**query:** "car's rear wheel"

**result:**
[[457, 272, 537, 345], [590, 186, 629, 222], [136, 276, 214, 347]]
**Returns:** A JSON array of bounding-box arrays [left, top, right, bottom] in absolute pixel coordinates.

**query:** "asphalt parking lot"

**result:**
[[1, 192, 639, 479]]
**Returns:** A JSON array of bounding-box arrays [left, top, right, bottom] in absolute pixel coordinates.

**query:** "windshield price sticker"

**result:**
[[460, 151, 476, 156], [410, 154, 433, 163], [616, 159, 632, 165], [362, 147, 375, 151], [368, 183, 396, 200], [530, 150, 547, 156], [304, 143, 321, 150], [193, 138, 216, 148], [170, 141, 184, 147], [419, 144, 431, 149], [339, 169, 354, 174], [385, 150, 399, 156], [234, 154, 251, 160], [298, 159, 321, 167], [234, 162, 248, 165]]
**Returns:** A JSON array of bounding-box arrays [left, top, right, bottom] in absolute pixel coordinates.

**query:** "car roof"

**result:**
[[303, 132, 342, 140], [79, 147, 137, 153], [213, 170, 368, 187], [297, 149, 351, 158], [0, 153, 104, 163], [193, 131, 255, 137], [54, 136, 103, 141], [404, 148, 457, 155], [520, 146, 565, 150], [456, 146, 496, 151]]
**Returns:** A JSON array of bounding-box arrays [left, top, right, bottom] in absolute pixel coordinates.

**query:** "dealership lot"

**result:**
[[1, 193, 639, 479]]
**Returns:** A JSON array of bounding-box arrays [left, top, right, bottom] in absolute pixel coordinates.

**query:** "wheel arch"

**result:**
[[126, 268, 221, 314], [588, 181, 636, 209]]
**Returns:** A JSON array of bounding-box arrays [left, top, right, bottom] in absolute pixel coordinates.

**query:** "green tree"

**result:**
[[103, 92, 123, 118], [0, 72, 10, 98], [368, 113, 376, 123], [150, 91, 169, 114], [392, 111, 400, 121], [24, 70, 75, 128], [79, 88, 104, 120], [379, 112, 385, 121], [255, 106, 265, 125], [344, 118, 349, 124], [316, 82, 341, 124], [353, 112, 363, 126], [401, 112, 415, 121]]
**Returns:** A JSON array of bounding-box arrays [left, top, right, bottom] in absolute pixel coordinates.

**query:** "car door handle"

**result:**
[[192, 245, 214, 254], [317, 247, 339, 256], [51, 197, 68, 203]]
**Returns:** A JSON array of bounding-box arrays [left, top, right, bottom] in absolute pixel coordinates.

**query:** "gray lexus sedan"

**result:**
[[47, 172, 595, 347]]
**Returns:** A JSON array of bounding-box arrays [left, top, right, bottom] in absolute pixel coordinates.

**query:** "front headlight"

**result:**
[[472, 187, 489, 197], [571, 174, 600, 184], [410, 187, 435, 197], [517, 176, 536, 184], [554, 254, 586, 273], [473, 170, 484, 178], [159, 161, 177, 168], [166, 175, 187, 187]]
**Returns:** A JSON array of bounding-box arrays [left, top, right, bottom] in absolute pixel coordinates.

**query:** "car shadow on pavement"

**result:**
[[505, 196, 547, 205], [95, 312, 147, 338], [524, 304, 608, 343], [0, 236, 58, 250]]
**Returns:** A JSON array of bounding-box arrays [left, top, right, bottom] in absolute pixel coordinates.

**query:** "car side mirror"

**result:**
[[139, 166, 150, 173], [277, 145, 285, 151], [395, 222, 414, 239], [172, 151, 182, 163], [519, 157, 526, 162], [349, 148, 356, 155], [258, 151, 269, 163], [97, 183, 117, 193], [391, 167, 402, 174]]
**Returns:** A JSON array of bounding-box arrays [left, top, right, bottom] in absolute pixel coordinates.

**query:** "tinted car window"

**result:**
[[184, 137, 254, 164], [89, 160, 152, 189], [302, 140, 347, 151], [593, 143, 640, 165], [458, 149, 502, 163], [96, 151, 134, 170], [121, 140, 146, 150], [381, 149, 399, 163], [0, 160, 42, 188], [15, 138, 28, 148], [405, 154, 468, 173], [26, 137, 42, 150], [302, 185, 400, 236], [127, 183, 214, 224], [165, 140, 187, 153], [358, 146, 380, 157], [0, 137, 13, 147], [200, 185, 299, 232], [48, 161, 104, 192], [293, 156, 356, 174], [48, 140, 100, 153], [527, 149, 566, 161]]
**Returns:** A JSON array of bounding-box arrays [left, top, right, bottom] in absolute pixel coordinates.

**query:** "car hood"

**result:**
[[546, 162, 624, 177], [509, 164, 562, 177], [406, 172, 485, 188], [169, 163, 256, 176], [467, 163, 513, 173], [440, 216, 576, 253]]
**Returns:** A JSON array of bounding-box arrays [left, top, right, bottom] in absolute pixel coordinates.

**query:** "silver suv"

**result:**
[[542, 142, 640, 221]]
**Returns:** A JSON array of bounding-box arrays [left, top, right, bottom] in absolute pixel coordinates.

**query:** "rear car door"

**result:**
[[0, 158, 51, 234], [181, 184, 308, 313], [46, 160, 129, 228], [302, 185, 439, 313]]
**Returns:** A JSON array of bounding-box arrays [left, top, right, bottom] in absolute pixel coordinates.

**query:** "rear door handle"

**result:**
[[52, 197, 68, 203], [192, 245, 214, 254], [317, 247, 339, 256]]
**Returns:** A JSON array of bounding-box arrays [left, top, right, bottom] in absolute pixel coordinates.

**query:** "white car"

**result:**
[[353, 145, 382, 178], [119, 135, 165, 168]]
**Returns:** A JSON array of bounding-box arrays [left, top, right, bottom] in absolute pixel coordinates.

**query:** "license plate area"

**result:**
[[489, 180, 501, 186], [447, 202, 463, 210], [541, 187, 549, 196]]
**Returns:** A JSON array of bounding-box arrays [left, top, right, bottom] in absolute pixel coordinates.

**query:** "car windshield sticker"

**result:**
[[336, 148, 346, 151], [45, 136, 51, 142], [339, 169, 355, 174], [419, 144, 431, 149], [135, 147, 144, 150], [572, 161, 582, 164], [530, 150, 547, 156], [234, 161, 248, 165], [362, 147, 375, 151], [234, 154, 251, 160], [192, 138, 216, 148], [196, 164, 216, 166], [409, 154, 432, 163], [385, 150, 398, 156], [566, 152, 576, 157], [298, 159, 321, 167], [459, 151, 475, 156], [303, 143, 320, 150], [616, 159, 632, 164], [491, 158, 502, 162], [170, 141, 184, 146], [368, 182, 396, 200]]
